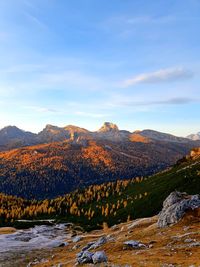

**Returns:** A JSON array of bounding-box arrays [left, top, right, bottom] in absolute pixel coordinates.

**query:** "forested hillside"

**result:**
[[1, 149, 199, 229], [0, 138, 195, 199]]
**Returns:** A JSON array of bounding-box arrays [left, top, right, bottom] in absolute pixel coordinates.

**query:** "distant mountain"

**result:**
[[187, 132, 200, 141], [37, 124, 69, 143], [98, 122, 119, 132], [0, 122, 200, 199], [94, 122, 130, 142], [0, 126, 37, 150], [0, 122, 198, 151], [137, 129, 190, 143]]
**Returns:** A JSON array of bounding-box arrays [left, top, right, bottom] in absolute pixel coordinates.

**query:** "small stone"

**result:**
[[184, 238, 194, 243], [123, 240, 146, 249], [72, 244, 81, 250], [72, 236, 83, 243]]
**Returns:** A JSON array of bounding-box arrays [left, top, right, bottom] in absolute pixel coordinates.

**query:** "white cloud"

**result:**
[[122, 67, 193, 87], [118, 97, 194, 107], [24, 105, 60, 114]]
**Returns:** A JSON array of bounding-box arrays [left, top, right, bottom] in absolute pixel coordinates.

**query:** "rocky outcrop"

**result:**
[[158, 191, 200, 228], [76, 250, 107, 264], [98, 122, 119, 132], [81, 236, 108, 251], [92, 251, 108, 264], [76, 250, 93, 264]]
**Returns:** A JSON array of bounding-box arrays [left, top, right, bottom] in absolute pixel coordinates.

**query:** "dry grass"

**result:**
[[36, 211, 200, 267], [0, 227, 16, 234]]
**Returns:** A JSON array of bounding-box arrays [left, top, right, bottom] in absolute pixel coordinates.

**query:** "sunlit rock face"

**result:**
[[98, 122, 119, 132], [158, 191, 200, 228]]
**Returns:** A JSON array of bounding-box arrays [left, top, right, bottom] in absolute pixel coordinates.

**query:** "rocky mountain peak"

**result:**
[[98, 122, 119, 132], [44, 124, 59, 131], [0, 126, 26, 138]]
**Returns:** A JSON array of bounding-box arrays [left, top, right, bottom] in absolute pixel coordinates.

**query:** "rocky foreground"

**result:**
[[26, 191, 200, 267]]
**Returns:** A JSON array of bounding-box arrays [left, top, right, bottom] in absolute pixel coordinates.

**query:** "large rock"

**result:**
[[158, 191, 200, 228], [76, 250, 94, 264], [92, 251, 108, 264], [76, 250, 107, 265]]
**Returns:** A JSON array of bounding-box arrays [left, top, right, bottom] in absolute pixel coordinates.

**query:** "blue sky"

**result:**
[[0, 0, 200, 136]]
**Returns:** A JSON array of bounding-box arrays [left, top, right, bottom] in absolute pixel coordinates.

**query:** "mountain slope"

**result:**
[[0, 126, 37, 150], [138, 129, 191, 143], [0, 137, 196, 199], [0, 148, 199, 229]]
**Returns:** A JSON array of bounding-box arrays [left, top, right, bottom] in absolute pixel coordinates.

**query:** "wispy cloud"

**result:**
[[104, 14, 200, 29], [126, 15, 175, 25], [112, 97, 195, 107], [23, 105, 110, 118], [0, 64, 45, 74], [25, 12, 47, 30], [24, 105, 60, 114], [122, 67, 193, 87], [106, 15, 176, 27]]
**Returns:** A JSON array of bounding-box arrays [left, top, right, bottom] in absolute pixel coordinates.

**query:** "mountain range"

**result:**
[[0, 122, 199, 199], [0, 122, 198, 151]]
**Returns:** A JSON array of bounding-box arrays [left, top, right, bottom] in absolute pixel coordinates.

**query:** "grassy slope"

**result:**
[[54, 155, 200, 229], [36, 213, 200, 267], [105, 157, 200, 221]]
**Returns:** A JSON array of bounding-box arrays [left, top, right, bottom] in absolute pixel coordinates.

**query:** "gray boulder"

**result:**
[[92, 251, 108, 264], [76, 250, 108, 265], [76, 250, 94, 264], [158, 191, 200, 228]]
